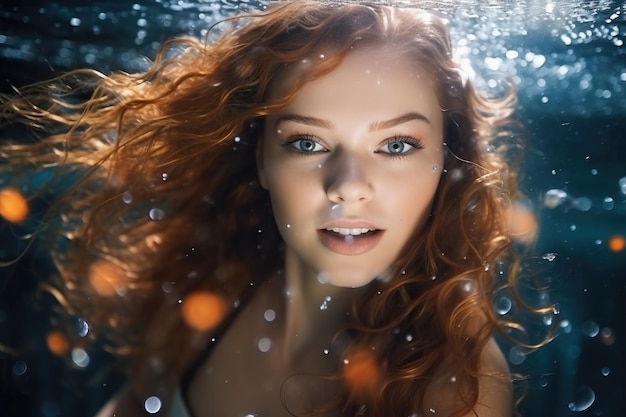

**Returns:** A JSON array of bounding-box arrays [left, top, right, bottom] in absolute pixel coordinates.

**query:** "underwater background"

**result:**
[[0, 0, 624, 416]]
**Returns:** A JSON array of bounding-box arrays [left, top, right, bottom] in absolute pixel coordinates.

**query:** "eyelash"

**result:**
[[282, 134, 326, 156], [282, 134, 424, 157], [379, 135, 425, 158]]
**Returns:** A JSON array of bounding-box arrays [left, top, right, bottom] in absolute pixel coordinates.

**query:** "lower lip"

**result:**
[[317, 230, 384, 256]]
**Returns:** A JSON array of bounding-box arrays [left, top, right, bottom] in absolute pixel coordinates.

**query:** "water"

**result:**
[[1, 1, 625, 416]]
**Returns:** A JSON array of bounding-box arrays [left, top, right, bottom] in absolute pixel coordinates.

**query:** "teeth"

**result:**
[[328, 227, 371, 236]]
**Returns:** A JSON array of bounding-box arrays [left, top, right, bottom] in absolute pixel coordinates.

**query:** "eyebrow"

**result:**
[[273, 111, 431, 131], [368, 112, 431, 131], [274, 114, 333, 130]]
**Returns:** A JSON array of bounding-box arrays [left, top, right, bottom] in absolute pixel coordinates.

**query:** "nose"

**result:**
[[324, 150, 373, 204]]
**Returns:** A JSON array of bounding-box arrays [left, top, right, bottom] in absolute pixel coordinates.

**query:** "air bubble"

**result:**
[[71, 348, 90, 368], [70, 17, 81, 27], [258, 337, 272, 352], [572, 197, 592, 211], [149, 208, 164, 221], [12, 361, 27, 376], [602, 196, 614, 210], [317, 271, 329, 284], [76, 318, 89, 337], [581, 320, 600, 337], [543, 189, 567, 208], [320, 296, 331, 310], [264, 309, 276, 322], [494, 296, 512, 315], [560, 319, 572, 334], [601, 367, 610, 376], [144, 396, 162, 414], [508, 346, 526, 365], [568, 386, 595, 412], [122, 191, 133, 204], [542, 253, 557, 261], [619, 177, 626, 194]]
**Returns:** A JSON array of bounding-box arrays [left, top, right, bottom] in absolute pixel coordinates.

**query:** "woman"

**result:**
[[1, 1, 541, 416]]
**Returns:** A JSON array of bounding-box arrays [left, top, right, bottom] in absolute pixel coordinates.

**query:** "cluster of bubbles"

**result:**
[[449, 1, 625, 116], [542, 184, 626, 253]]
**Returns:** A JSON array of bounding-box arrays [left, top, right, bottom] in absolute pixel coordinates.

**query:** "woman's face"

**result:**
[[258, 47, 444, 288]]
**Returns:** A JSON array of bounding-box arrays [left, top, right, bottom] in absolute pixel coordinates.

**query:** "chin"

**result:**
[[321, 269, 390, 289]]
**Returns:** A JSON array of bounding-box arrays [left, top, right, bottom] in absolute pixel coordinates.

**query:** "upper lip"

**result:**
[[319, 219, 382, 231]]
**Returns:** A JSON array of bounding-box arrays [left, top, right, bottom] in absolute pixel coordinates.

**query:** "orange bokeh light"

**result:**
[[46, 331, 69, 356], [342, 346, 381, 396], [89, 260, 126, 296], [0, 187, 29, 224], [608, 235, 625, 253], [181, 291, 228, 331], [505, 202, 538, 244]]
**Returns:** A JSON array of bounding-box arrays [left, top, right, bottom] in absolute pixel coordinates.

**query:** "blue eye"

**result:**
[[286, 135, 326, 154], [378, 136, 424, 155]]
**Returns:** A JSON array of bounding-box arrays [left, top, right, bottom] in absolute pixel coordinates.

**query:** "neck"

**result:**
[[280, 251, 360, 362]]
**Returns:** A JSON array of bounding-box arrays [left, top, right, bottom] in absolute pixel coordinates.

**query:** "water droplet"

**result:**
[[76, 318, 89, 337], [70, 17, 81, 27], [317, 271, 329, 284], [286, 224, 291, 229], [581, 320, 600, 337], [572, 197, 591, 211], [144, 396, 162, 414], [560, 319, 572, 334], [432, 165, 438, 171], [494, 296, 512, 315], [149, 208, 164, 221], [619, 177, 626, 194], [602, 197, 614, 210], [161, 173, 168, 181], [12, 361, 27, 376], [543, 314, 554, 326], [122, 192, 133, 204], [542, 253, 557, 261], [539, 376, 549, 387], [264, 309, 276, 322], [71, 348, 90, 368], [568, 386, 595, 412], [323, 349, 329, 355], [320, 296, 332, 310], [234, 136, 241, 143], [405, 333, 414, 342], [601, 367, 610, 376], [543, 189, 567, 208], [570, 224, 577, 231], [258, 337, 272, 352]]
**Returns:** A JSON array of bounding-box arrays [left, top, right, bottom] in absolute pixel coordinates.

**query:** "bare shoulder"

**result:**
[[422, 337, 512, 417]]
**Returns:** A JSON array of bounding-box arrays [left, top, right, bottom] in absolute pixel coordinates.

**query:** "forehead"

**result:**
[[267, 46, 442, 126]]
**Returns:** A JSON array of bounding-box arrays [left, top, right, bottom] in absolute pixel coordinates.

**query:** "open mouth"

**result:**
[[318, 228, 384, 255], [324, 227, 379, 237]]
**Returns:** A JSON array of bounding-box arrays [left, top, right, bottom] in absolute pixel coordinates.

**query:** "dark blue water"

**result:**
[[1, 1, 625, 416]]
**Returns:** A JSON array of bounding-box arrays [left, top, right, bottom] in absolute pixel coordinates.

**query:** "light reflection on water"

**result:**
[[0, 1, 625, 417]]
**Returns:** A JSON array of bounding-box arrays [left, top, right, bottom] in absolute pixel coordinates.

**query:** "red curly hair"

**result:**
[[0, 1, 546, 416]]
